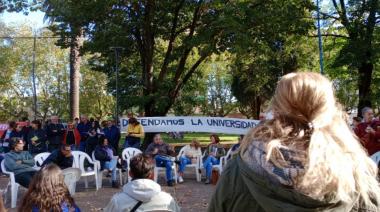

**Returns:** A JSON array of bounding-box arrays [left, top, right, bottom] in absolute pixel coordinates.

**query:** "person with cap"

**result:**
[[4, 137, 37, 188]]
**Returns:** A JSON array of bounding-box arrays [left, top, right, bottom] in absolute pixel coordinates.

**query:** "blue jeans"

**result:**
[[179, 156, 192, 173], [155, 155, 173, 182], [104, 158, 117, 181], [79, 141, 86, 152], [203, 156, 219, 179]]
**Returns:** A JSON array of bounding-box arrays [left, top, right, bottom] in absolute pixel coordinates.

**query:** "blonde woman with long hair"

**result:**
[[208, 72, 380, 212], [19, 164, 80, 212]]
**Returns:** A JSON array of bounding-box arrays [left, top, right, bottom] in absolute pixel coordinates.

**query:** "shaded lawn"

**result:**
[[119, 132, 240, 146]]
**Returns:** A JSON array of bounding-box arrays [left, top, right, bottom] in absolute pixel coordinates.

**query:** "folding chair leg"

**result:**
[[98, 172, 103, 189], [196, 167, 201, 182], [173, 168, 178, 184], [84, 177, 88, 188], [118, 170, 122, 185], [154, 168, 158, 182], [11, 184, 18, 208]]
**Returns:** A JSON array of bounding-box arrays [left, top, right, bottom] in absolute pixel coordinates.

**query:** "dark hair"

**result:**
[[129, 117, 139, 126], [8, 121, 17, 130], [61, 144, 71, 149], [129, 154, 154, 180], [353, 117, 362, 123], [98, 136, 107, 146], [9, 137, 23, 150], [31, 120, 42, 129], [210, 134, 220, 143]]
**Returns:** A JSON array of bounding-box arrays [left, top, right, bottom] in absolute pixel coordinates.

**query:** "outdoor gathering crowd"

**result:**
[[0, 72, 380, 211]]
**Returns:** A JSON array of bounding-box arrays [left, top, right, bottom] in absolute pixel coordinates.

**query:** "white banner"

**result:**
[[120, 116, 259, 135]]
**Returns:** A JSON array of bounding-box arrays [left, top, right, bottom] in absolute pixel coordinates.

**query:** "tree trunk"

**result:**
[[69, 32, 83, 121], [357, 61, 373, 117]]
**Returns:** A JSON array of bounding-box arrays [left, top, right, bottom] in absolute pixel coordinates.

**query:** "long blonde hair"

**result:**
[[19, 164, 75, 212], [241, 72, 380, 208]]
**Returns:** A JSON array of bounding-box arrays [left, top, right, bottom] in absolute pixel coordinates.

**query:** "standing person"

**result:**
[[104, 154, 180, 212], [19, 164, 81, 211], [94, 136, 119, 188], [27, 120, 47, 155], [1, 121, 21, 153], [21, 119, 32, 151], [209, 72, 380, 212], [178, 139, 202, 183], [45, 116, 65, 152], [41, 144, 73, 170], [104, 120, 121, 153], [203, 134, 225, 184], [86, 128, 99, 156], [355, 107, 380, 155], [4, 137, 37, 188], [352, 117, 362, 131], [77, 115, 92, 152], [124, 117, 144, 149], [63, 122, 81, 150], [145, 134, 176, 186]]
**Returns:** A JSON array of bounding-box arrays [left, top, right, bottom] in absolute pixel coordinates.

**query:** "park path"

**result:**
[[1, 171, 215, 212]]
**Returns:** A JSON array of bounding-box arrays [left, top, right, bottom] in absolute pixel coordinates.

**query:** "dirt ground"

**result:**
[[1, 170, 215, 212]]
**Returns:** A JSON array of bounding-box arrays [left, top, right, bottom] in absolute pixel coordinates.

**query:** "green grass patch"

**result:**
[[119, 132, 240, 146]]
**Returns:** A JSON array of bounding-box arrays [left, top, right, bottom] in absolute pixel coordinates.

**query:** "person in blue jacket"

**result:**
[[19, 164, 81, 212], [76, 115, 92, 152], [103, 120, 121, 153]]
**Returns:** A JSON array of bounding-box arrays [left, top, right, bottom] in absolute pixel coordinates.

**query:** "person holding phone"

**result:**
[[203, 134, 225, 184], [27, 120, 47, 155]]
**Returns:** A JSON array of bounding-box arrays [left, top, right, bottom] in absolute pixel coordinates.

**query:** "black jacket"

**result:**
[[41, 149, 73, 169], [45, 123, 65, 145], [27, 129, 47, 153]]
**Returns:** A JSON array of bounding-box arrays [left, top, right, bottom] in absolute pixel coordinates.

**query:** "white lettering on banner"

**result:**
[[120, 117, 260, 135]]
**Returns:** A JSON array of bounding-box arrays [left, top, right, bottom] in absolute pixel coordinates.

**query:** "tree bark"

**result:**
[[69, 31, 83, 121], [357, 61, 373, 116]]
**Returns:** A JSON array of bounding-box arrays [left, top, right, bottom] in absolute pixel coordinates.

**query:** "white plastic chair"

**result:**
[[154, 156, 178, 184], [121, 148, 142, 183], [71, 151, 100, 190], [62, 168, 81, 196], [177, 146, 201, 182], [34, 152, 51, 168], [91, 151, 122, 187], [1, 160, 19, 208], [370, 151, 380, 166]]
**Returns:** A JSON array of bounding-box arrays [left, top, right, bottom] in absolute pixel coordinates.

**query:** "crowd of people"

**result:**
[[0, 72, 379, 211]]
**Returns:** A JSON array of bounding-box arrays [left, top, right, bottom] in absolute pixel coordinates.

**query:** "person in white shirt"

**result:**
[[177, 139, 202, 183], [104, 154, 180, 212]]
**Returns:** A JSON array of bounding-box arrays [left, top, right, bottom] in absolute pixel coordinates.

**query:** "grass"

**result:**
[[119, 132, 240, 147]]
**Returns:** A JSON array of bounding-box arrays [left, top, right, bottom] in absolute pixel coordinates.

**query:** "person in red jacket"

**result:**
[[63, 122, 81, 150], [354, 107, 380, 155]]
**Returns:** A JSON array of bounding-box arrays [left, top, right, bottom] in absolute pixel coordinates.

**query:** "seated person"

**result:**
[[4, 137, 37, 188], [41, 144, 73, 169], [19, 164, 81, 211], [230, 135, 244, 155], [104, 154, 180, 212], [178, 139, 202, 183], [94, 136, 119, 188], [203, 134, 226, 184], [145, 133, 176, 186]]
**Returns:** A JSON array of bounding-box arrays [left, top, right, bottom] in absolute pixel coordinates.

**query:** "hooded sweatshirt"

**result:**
[[208, 140, 378, 212], [104, 179, 180, 212]]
